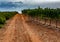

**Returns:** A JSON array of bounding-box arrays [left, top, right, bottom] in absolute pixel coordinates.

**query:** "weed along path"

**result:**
[[0, 14, 60, 42]]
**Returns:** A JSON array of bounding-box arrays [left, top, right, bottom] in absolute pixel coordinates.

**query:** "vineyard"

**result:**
[[0, 11, 60, 42], [0, 12, 18, 28], [22, 7, 60, 29]]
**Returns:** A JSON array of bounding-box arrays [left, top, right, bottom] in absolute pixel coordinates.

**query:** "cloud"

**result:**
[[0, 0, 60, 4], [0, 0, 60, 12]]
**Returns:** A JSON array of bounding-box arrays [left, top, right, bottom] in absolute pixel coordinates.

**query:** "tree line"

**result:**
[[0, 11, 18, 28], [22, 7, 60, 28]]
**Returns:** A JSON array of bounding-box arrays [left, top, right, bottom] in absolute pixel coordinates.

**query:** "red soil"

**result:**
[[0, 14, 60, 42]]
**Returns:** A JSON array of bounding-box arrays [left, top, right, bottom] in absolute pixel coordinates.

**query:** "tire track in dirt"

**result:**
[[21, 15, 42, 42], [0, 14, 60, 42], [1, 14, 32, 42]]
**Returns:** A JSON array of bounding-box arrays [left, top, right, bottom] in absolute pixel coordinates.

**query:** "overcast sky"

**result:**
[[0, 0, 60, 12], [0, 0, 60, 3]]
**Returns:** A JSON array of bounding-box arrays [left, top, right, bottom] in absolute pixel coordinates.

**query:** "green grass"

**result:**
[[0, 24, 4, 28], [0, 11, 18, 28]]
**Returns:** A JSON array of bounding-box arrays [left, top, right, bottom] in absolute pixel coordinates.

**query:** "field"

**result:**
[[0, 14, 60, 42], [0, 7, 60, 42]]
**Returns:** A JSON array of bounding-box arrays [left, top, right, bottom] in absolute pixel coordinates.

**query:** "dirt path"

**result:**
[[0, 14, 60, 42]]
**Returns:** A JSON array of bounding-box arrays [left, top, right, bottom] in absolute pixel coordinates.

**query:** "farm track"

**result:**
[[0, 14, 60, 42]]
